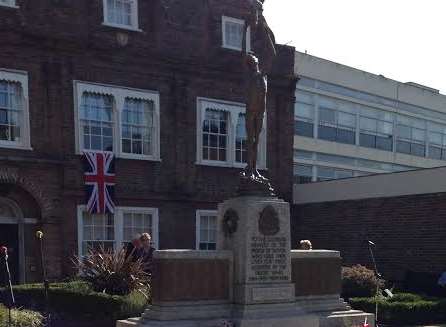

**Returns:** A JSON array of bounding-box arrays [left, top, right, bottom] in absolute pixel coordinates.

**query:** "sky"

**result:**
[[264, 0, 446, 94]]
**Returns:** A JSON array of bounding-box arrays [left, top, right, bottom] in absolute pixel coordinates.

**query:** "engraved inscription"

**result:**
[[252, 287, 293, 301], [249, 236, 288, 282]]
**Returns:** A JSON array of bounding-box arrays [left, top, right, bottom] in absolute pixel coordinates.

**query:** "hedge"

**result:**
[[1, 281, 147, 323], [0, 304, 44, 327], [350, 293, 446, 325]]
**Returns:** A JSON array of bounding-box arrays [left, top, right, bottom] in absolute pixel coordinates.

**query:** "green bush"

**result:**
[[1, 281, 148, 322], [350, 294, 446, 325], [342, 265, 383, 298], [73, 246, 151, 296], [0, 304, 44, 327]]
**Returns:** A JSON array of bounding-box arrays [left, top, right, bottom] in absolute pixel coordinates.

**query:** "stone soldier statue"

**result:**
[[240, 0, 276, 194]]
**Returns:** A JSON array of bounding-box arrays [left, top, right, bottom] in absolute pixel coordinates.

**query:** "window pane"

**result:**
[[338, 112, 355, 128], [107, 0, 134, 27], [337, 129, 355, 144], [397, 125, 411, 139], [377, 121, 393, 135], [429, 146, 442, 160], [82, 212, 115, 256], [295, 103, 314, 120], [396, 140, 411, 155], [295, 121, 314, 137], [122, 98, 154, 156], [376, 136, 393, 151], [411, 143, 425, 157], [236, 114, 247, 163], [318, 125, 337, 141], [80, 93, 114, 151], [319, 108, 336, 123], [360, 117, 377, 132], [0, 81, 22, 143], [360, 133, 376, 148], [202, 109, 228, 162], [225, 20, 244, 49], [317, 166, 335, 180]]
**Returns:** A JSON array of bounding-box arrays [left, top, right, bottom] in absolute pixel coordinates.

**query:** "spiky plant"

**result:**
[[73, 246, 151, 297]]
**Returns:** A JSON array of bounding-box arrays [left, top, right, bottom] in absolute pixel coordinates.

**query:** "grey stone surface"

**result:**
[[218, 196, 295, 305]]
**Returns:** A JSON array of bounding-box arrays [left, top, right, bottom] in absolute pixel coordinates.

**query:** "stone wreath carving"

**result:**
[[222, 209, 239, 237], [258, 205, 280, 236]]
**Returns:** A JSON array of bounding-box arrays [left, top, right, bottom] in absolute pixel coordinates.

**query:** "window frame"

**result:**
[[0, 69, 31, 150], [73, 81, 160, 161], [221, 16, 251, 52], [196, 97, 267, 169], [77, 205, 159, 257], [102, 0, 141, 32], [195, 210, 218, 251], [0, 0, 18, 8]]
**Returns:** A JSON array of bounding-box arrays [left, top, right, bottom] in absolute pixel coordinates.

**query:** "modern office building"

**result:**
[[293, 51, 446, 186]]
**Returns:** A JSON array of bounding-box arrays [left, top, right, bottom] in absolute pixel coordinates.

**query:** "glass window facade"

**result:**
[[295, 85, 446, 161], [293, 150, 416, 184]]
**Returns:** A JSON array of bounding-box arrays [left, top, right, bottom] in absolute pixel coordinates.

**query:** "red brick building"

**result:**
[[0, 0, 296, 283]]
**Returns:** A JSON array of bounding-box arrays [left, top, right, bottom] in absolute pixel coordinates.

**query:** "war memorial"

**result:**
[[117, 1, 374, 326]]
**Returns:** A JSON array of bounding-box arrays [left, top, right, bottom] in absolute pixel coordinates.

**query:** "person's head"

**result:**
[[299, 240, 312, 250], [140, 233, 152, 248], [132, 234, 142, 247]]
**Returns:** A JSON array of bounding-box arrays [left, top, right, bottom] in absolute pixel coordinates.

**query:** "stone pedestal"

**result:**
[[217, 196, 311, 326]]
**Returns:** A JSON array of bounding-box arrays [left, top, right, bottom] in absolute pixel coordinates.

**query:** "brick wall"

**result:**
[[0, 0, 296, 279], [292, 192, 446, 281]]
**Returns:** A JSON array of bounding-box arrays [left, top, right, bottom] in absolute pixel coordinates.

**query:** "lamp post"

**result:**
[[368, 240, 380, 327], [1, 245, 15, 327], [36, 231, 51, 327]]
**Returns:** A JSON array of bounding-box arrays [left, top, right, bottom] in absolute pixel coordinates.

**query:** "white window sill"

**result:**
[[195, 161, 267, 170], [78, 151, 161, 162], [120, 153, 161, 162], [0, 143, 32, 151], [102, 22, 143, 33], [0, 4, 19, 9], [222, 45, 242, 52]]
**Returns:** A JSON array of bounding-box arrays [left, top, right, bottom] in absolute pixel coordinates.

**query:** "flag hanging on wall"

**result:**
[[83, 151, 116, 214]]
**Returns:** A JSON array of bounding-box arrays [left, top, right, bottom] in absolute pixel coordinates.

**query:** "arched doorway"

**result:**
[[0, 197, 26, 284]]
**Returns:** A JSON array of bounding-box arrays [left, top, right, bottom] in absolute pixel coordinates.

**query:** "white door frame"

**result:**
[[0, 197, 37, 283]]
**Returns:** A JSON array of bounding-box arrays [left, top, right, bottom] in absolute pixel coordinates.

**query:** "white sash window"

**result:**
[[103, 0, 140, 31], [196, 97, 266, 168], [0, 69, 30, 150], [74, 81, 160, 161]]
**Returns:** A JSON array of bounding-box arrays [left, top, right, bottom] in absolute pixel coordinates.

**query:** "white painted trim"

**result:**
[[102, 0, 140, 31], [119, 206, 160, 249], [221, 16, 250, 52], [0, 197, 26, 283], [0, 0, 18, 9], [195, 210, 218, 250], [77, 205, 160, 257], [73, 80, 161, 161], [0, 69, 31, 150], [196, 97, 267, 169]]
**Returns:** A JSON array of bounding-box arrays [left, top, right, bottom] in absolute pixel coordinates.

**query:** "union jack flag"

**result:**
[[83, 151, 116, 214]]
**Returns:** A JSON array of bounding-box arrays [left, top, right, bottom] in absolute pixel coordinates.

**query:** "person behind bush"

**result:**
[[299, 240, 312, 250], [125, 233, 143, 262], [139, 233, 155, 274]]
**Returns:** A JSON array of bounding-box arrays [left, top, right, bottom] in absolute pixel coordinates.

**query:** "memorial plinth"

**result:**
[[217, 195, 317, 327], [218, 196, 294, 306]]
